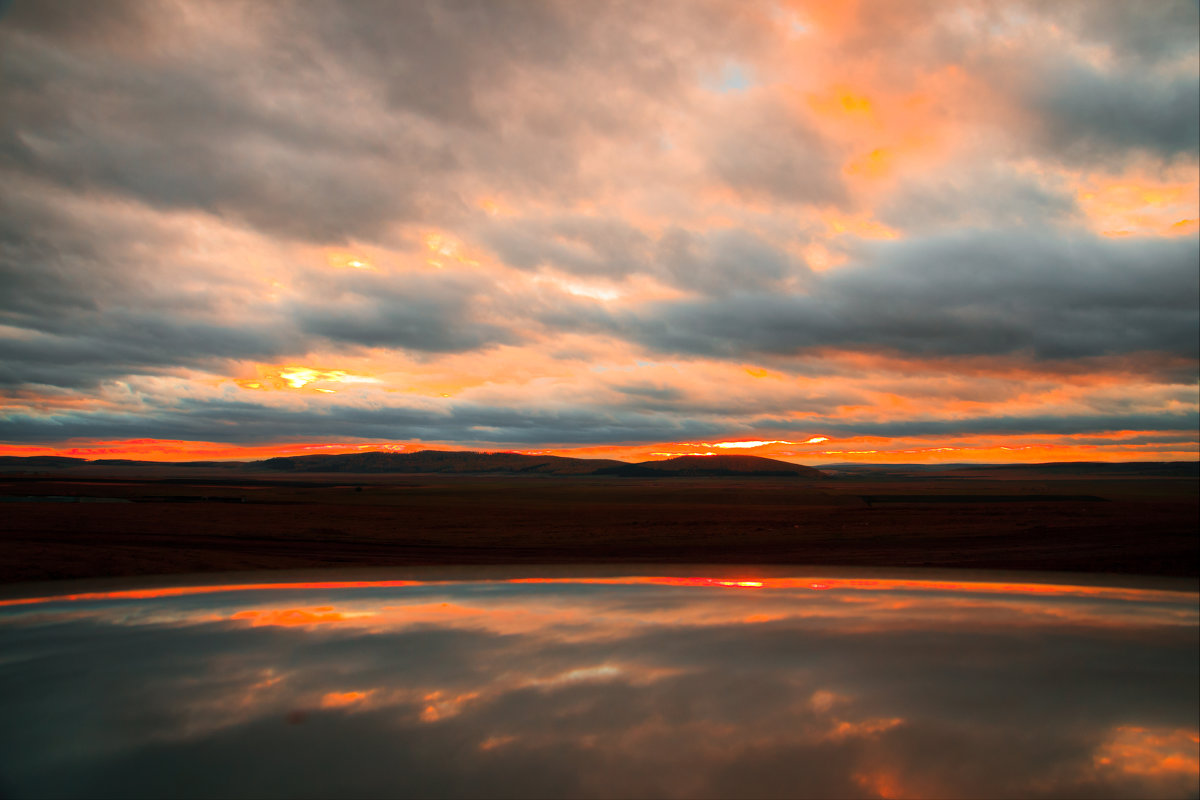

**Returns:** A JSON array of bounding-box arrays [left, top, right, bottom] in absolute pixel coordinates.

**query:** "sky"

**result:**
[[0, 0, 1197, 465]]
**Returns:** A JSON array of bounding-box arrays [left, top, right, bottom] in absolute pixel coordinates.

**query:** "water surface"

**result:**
[[1, 570, 1196, 799]]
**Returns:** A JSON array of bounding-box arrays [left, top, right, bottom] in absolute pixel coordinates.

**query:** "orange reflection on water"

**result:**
[[231, 607, 371, 627], [1094, 726, 1200, 781], [853, 769, 906, 800], [320, 691, 371, 709], [0, 580, 425, 609], [1, 576, 1188, 610]]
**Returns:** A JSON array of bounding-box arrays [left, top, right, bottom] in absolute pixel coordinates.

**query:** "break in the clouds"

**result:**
[[0, 0, 1197, 463]]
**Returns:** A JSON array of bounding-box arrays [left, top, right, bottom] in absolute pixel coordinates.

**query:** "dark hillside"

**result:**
[[255, 450, 626, 475], [632, 455, 824, 478]]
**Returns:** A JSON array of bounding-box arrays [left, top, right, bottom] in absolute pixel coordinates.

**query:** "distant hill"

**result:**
[[601, 454, 824, 478], [253, 450, 627, 475], [0, 456, 86, 468], [252, 450, 824, 477]]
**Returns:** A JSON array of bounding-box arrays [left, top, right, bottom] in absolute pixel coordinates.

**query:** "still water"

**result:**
[[0, 569, 1196, 799]]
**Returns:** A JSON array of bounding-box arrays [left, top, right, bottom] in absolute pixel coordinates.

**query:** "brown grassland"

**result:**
[[1, 463, 1195, 584]]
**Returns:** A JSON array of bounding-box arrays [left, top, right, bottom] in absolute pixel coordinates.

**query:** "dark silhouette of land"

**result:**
[[0, 453, 1195, 584]]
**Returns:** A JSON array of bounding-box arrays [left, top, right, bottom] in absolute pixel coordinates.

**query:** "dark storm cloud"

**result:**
[[627, 229, 1199, 362]]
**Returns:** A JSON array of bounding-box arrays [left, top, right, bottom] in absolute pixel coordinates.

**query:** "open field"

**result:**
[[1, 463, 1195, 583]]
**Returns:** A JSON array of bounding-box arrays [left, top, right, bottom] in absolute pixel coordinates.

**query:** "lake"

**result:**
[[1, 568, 1196, 798]]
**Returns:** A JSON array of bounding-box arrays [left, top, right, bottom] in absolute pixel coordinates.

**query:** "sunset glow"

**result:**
[[0, 1, 1195, 464]]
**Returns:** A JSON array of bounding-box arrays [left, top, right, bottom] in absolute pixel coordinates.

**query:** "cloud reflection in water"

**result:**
[[0, 574, 1196, 799]]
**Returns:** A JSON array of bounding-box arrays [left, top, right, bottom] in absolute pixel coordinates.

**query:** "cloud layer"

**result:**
[[1, 0, 1197, 462]]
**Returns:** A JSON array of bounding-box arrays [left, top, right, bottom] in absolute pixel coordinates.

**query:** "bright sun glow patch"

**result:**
[[709, 440, 794, 449], [534, 274, 623, 302], [236, 366, 380, 393], [679, 439, 825, 450], [326, 251, 375, 270], [423, 232, 479, 269]]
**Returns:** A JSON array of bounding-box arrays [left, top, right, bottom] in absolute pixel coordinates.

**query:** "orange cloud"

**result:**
[[1073, 167, 1200, 238]]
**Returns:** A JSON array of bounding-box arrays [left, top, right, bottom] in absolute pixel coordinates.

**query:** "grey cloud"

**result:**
[[876, 167, 1079, 234], [0, 0, 160, 51], [477, 216, 653, 278], [1030, 62, 1200, 164], [292, 271, 517, 354], [1, 398, 1195, 447], [480, 217, 807, 295], [611, 383, 686, 403], [654, 227, 803, 295], [705, 99, 848, 207], [0, 398, 731, 446], [293, 0, 573, 128], [0, 1, 764, 243], [0, 319, 293, 389], [1038, 0, 1200, 67], [808, 410, 1200, 439], [0, 182, 517, 388], [627, 230, 1199, 363]]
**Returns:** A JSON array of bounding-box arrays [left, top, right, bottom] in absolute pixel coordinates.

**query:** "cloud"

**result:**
[[0, 1, 1195, 457], [0, 0, 767, 243], [1028, 63, 1200, 166], [875, 167, 1078, 234], [292, 270, 517, 354], [1037, 0, 1200, 67], [628, 230, 1199, 362], [702, 95, 849, 207]]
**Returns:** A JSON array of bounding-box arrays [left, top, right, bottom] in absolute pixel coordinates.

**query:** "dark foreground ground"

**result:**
[[0, 464, 1196, 583]]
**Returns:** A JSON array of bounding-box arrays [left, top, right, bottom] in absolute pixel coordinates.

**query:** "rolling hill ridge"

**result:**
[[253, 450, 824, 477]]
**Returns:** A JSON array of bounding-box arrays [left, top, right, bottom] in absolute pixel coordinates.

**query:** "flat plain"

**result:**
[[1, 462, 1195, 584]]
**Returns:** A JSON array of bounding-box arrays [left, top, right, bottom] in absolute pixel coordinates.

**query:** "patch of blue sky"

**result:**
[[706, 60, 753, 93]]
